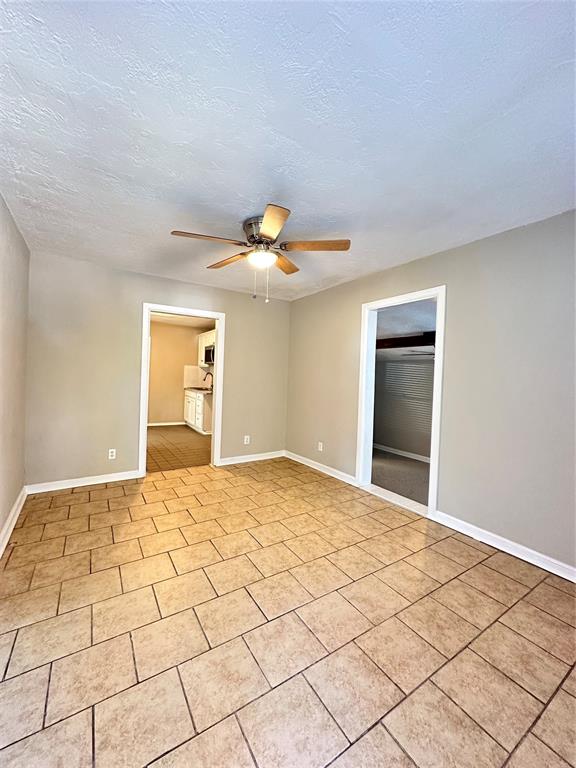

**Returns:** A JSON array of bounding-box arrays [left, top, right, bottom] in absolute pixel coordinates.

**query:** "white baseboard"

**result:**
[[147, 422, 186, 427], [26, 469, 143, 495], [283, 451, 358, 485], [0, 487, 27, 558], [373, 444, 430, 464], [430, 509, 575, 583], [215, 450, 286, 467]]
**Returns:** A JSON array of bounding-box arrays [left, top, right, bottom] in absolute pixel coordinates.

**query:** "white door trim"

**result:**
[[139, 303, 226, 475], [355, 285, 446, 515]]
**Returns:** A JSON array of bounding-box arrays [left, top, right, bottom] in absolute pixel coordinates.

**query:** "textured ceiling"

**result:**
[[377, 299, 436, 338], [1, 2, 574, 300]]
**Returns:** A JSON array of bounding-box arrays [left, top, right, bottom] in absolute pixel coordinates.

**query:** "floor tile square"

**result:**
[[327, 545, 383, 580], [369, 509, 414, 529], [0, 631, 16, 678], [64, 529, 112, 556], [430, 536, 488, 567], [94, 668, 194, 768], [305, 643, 403, 740], [132, 609, 208, 679], [30, 551, 90, 589], [212, 531, 260, 559], [8, 606, 92, 676], [282, 513, 324, 536], [432, 579, 507, 628], [170, 540, 222, 574], [195, 588, 266, 646], [358, 533, 411, 564], [120, 552, 176, 592], [471, 622, 569, 701], [219, 511, 259, 533], [247, 571, 312, 619], [0, 564, 34, 599], [42, 517, 88, 540], [376, 559, 441, 601], [179, 636, 269, 731], [532, 690, 576, 766], [152, 510, 193, 532], [408, 518, 453, 539], [46, 634, 136, 724], [404, 549, 467, 582], [500, 601, 576, 664], [139, 529, 186, 558], [459, 563, 530, 605], [58, 568, 122, 613], [153, 570, 216, 616], [398, 596, 479, 657], [112, 518, 156, 542], [507, 732, 570, 768], [319, 525, 364, 549], [384, 682, 506, 768], [251, 521, 294, 547], [91, 538, 142, 571], [92, 585, 160, 643], [0, 709, 92, 767], [330, 725, 415, 767], [181, 519, 225, 545], [483, 552, 547, 587], [356, 616, 445, 693], [345, 515, 390, 538], [130, 500, 169, 521], [238, 675, 348, 768], [433, 649, 542, 750], [291, 557, 351, 597], [0, 665, 49, 748], [205, 554, 262, 595], [297, 592, 371, 651], [248, 543, 302, 576], [151, 716, 255, 768], [339, 574, 409, 623], [285, 532, 335, 561], [245, 612, 326, 686], [385, 526, 438, 552], [525, 582, 576, 626], [89, 509, 131, 530], [8, 538, 65, 569]]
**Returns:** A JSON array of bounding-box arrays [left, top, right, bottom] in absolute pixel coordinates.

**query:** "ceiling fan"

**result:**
[[171, 203, 351, 275]]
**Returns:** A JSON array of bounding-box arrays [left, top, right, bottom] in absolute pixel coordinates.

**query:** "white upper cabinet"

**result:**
[[198, 329, 216, 368]]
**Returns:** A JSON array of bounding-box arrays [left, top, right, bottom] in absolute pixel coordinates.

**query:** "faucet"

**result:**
[[203, 371, 213, 390]]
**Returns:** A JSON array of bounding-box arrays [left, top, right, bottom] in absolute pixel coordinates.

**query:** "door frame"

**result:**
[[355, 285, 446, 515], [138, 302, 226, 475]]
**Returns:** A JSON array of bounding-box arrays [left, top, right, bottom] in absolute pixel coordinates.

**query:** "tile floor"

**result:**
[[146, 425, 211, 472], [0, 458, 574, 767]]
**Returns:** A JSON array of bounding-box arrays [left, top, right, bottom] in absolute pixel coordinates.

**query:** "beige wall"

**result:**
[[287, 211, 575, 566], [0, 196, 29, 530], [148, 322, 202, 424], [25, 253, 290, 483]]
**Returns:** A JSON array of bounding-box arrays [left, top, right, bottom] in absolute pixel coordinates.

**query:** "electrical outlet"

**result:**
[[243, 435, 251, 446], [317, 441, 324, 452], [108, 448, 116, 460]]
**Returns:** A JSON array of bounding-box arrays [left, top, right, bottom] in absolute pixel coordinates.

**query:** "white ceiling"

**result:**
[[1, 2, 574, 300], [377, 299, 437, 338], [151, 313, 214, 330]]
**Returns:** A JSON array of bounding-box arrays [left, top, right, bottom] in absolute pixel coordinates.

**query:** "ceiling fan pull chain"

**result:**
[[265, 267, 270, 303], [252, 270, 257, 300]]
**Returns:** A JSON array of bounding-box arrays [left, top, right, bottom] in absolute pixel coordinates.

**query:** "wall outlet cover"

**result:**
[[108, 449, 116, 460], [243, 435, 251, 445], [317, 442, 324, 452]]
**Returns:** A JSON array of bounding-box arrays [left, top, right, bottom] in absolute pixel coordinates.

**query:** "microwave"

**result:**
[[204, 344, 215, 365]]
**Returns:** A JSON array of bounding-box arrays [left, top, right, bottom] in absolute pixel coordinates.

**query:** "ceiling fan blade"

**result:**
[[171, 230, 248, 247], [280, 239, 351, 252], [259, 204, 291, 242], [275, 253, 299, 275], [207, 251, 250, 269]]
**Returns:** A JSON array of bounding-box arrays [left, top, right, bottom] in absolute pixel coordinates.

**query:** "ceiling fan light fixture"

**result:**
[[247, 247, 278, 269]]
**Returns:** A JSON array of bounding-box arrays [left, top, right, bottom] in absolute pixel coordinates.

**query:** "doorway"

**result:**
[[356, 287, 446, 515], [138, 303, 225, 475]]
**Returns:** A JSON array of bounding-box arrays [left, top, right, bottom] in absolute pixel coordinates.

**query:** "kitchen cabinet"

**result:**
[[184, 389, 212, 434], [198, 329, 216, 368]]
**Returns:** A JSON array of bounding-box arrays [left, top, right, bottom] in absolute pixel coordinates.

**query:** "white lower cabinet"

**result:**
[[184, 390, 212, 435]]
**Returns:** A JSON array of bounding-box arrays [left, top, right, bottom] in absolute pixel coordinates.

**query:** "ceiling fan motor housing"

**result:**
[[243, 216, 267, 244]]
